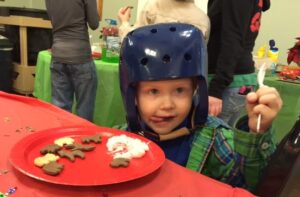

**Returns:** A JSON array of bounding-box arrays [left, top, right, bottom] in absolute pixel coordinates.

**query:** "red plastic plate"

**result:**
[[9, 126, 165, 186]]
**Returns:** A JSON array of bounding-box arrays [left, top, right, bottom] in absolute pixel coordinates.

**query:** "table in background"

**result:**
[[264, 76, 300, 143], [33, 52, 300, 143], [33, 53, 300, 143], [0, 15, 52, 94], [0, 92, 254, 197], [33, 50, 126, 127]]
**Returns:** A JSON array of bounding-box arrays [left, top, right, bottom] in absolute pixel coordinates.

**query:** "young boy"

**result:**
[[118, 23, 282, 192]]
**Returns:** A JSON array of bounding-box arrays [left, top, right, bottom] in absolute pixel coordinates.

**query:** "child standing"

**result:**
[[118, 0, 210, 42], [117, 23, 282, 192]]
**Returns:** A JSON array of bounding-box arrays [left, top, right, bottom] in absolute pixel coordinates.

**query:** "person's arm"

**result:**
[[208, 0, 254, 99], [187, 118, 276, 191], [233, 125, 276, 191], [233, 86, 282, 190], [118, 0, 155, 41], [84, 0, 99, 30], [118, 6, 135, 41]]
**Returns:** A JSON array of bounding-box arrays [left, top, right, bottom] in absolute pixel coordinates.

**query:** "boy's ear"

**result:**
[[193, 82, 199, 96], [193, 87, 198, 96]]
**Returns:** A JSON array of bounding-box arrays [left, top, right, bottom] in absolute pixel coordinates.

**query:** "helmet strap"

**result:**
[[137, 127, 191, 141]]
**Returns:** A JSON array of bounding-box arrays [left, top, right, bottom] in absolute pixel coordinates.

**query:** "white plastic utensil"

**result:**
[[256, 63, 266, 132]]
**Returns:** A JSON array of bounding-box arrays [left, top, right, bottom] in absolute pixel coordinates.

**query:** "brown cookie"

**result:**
[[72, 150, 85, 159], [65, 143, 95, 151], [42, 161, 64, 176], [40, 144, 62, 154], [57, 150, 75, 162], [57, 150, 85, 162], [81, 134, 102, 144], [110, 158, 130, 168]]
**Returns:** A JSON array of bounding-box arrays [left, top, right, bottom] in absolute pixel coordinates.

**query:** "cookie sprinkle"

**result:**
[[0, 187, 17, 196]]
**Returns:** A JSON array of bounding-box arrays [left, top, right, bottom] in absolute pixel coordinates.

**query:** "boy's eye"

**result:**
[[176, 87, 185, 93], [149, 89, 159, 95]]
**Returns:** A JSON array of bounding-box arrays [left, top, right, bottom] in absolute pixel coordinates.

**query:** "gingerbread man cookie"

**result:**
[[65, 143, 95, 151], [40, 144, 62, 154], [57, 150, 85, 162], [42, 161, 64, 176], [110, 158, 130, 168], [81, 134, 102, 144]]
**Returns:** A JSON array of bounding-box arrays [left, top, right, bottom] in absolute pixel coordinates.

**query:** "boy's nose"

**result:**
[[160, 95, 175, 110]]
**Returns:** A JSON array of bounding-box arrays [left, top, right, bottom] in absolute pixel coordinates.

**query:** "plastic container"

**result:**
[[100, 19, 120, 63]]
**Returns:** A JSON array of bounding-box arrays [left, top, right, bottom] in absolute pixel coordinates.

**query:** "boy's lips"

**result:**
[[150, 115, 175, 123]]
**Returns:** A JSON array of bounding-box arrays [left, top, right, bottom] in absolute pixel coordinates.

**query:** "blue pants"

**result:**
[[50, 60, 97, 122], [218, 87, 246, 127]]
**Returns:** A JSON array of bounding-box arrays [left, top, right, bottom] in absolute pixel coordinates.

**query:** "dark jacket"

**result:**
[[207, 0, 270, 98]]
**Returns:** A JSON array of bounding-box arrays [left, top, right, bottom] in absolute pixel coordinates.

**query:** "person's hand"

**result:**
[[118, 6, 132, 23], [246, 86, 282, 133], [208, 96, 223, 116]]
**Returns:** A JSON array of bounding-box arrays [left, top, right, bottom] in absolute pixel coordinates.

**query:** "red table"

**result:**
[[0, 92, 254, 197]]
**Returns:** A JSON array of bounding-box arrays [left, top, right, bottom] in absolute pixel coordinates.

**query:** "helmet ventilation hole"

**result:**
[[150, 28, 157, 33], [162, 55, 171, 64], [140, 58, 148, 65], [169, 27, 176, 32], [184, 53, 192, 61]]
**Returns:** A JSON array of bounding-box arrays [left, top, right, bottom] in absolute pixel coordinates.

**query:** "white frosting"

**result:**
[[106, 134, 149, 159]]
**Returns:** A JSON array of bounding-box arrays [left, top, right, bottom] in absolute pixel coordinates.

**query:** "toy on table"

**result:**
[[268, 39, 279, 76], [257, 45, 267, 58]]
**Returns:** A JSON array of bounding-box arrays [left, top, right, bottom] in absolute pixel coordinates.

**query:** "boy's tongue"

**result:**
[[151, 115, 174, 122]]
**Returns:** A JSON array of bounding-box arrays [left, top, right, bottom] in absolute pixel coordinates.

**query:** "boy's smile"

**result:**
[[136, 78, 194, 135]]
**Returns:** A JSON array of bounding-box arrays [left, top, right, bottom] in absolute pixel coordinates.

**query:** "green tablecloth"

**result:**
[[33, 52, 300, 143], [33, 50, 126, 127], [264, 77, 300, 143]]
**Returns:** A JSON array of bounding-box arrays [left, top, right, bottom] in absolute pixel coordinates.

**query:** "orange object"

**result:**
[[279, 66, 300, 80]]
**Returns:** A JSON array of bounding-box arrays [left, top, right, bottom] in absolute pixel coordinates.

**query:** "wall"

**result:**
[[30, 0, 45, 9], [0, 0, 30, 7]]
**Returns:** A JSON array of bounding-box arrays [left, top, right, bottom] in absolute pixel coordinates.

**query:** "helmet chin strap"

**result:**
[[159, 127, 191, 141], [137, 127, 191, 141]]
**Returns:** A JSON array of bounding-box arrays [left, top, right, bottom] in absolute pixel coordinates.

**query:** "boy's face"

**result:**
[[136, 78, 194, 135]]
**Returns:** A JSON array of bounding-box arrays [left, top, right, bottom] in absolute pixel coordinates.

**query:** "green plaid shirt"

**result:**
[[186, 116, 276, 192], [114, 116, 276, 192]]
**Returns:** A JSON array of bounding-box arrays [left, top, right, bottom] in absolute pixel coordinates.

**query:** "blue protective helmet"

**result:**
[[119, 23, 208, 132]]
